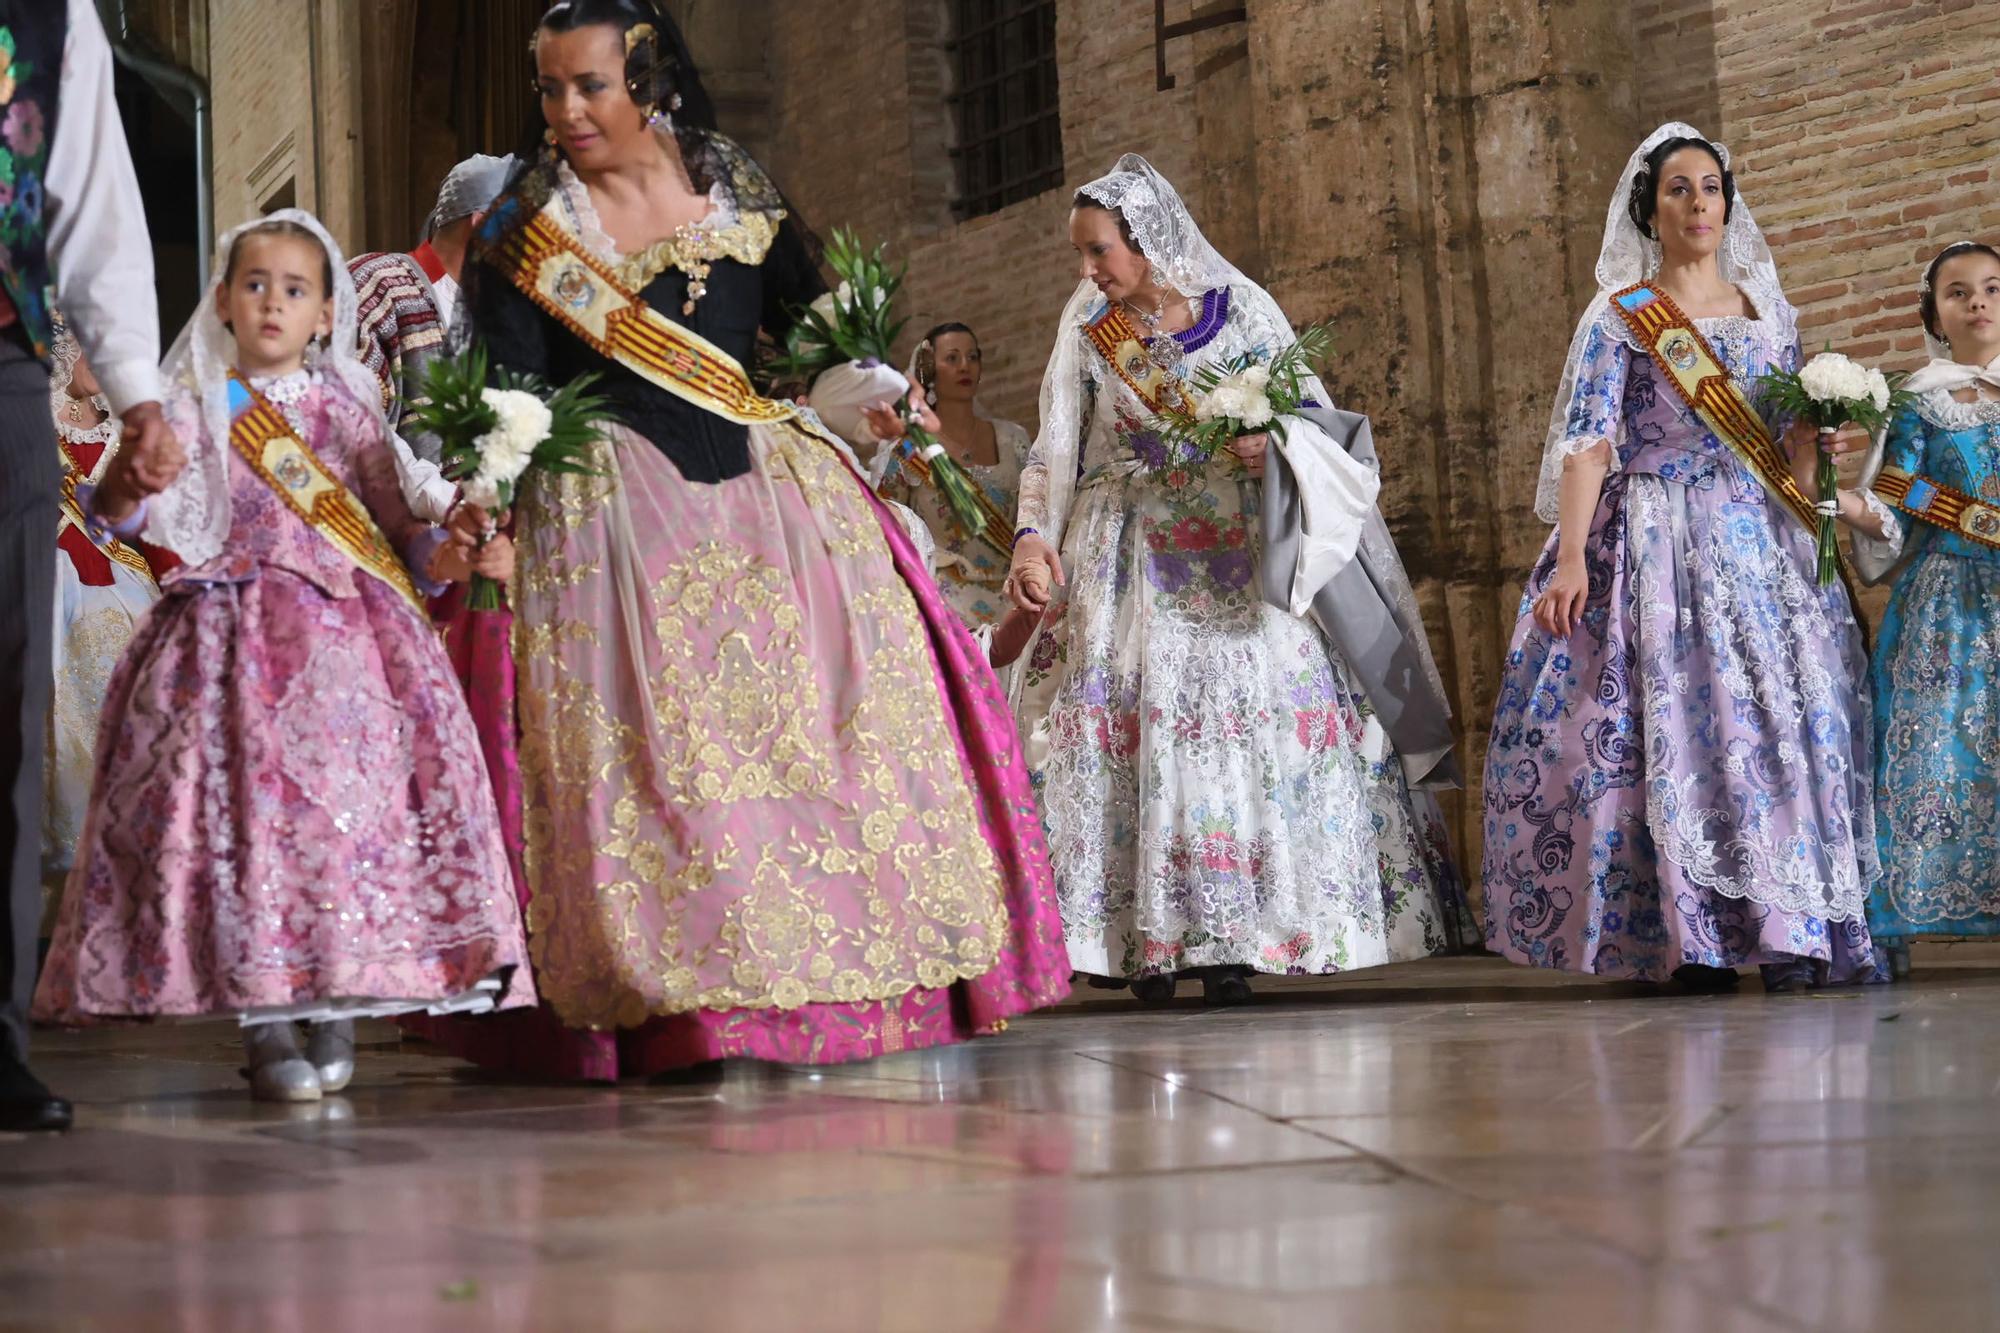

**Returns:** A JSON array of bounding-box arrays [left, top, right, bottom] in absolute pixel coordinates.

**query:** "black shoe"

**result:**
[[1130, 974, 1176, 1004], [0, 1051, 73, 1133], [1672, 963, 1743, 994], [1202, 969, 1255, 1007]]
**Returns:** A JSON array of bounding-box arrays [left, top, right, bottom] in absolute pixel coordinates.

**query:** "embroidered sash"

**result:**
[[1609, 283, 1819, 534], [1872, 465, 2000, 551], [485, 200, 797, 428], [57, 443, 155, 584], [226, 375, 424, 611], [1084, 302, 1193, 417]]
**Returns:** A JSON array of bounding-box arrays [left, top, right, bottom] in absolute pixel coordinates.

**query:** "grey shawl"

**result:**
[[1261, 405, 1462, 790]]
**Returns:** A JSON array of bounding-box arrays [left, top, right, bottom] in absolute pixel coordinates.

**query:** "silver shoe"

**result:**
[[305, 1020, 356, 1094], [243, 1022, 322, 1103]]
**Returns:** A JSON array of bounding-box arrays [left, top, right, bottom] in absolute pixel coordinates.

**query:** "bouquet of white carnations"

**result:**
[[1760, 349, 1909, 586], [1151, 320, 1335, 466], [772, 228, 1010, 556], [406, 345, 613, 610]]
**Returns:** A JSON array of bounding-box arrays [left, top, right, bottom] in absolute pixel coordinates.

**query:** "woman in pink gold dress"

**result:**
[[409, 0, 1068, 1082]]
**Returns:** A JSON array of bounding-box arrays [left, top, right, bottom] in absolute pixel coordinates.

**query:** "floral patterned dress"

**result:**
[[1867, 391, 2000, 945], [1014, 288, 1457, 979], [1482, 292, 1883, 984], [33, 370, 535, 1025], [879, 415, 1028, 629]]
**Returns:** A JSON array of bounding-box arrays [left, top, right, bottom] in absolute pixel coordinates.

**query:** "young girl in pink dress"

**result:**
[[33, 211, 534, 1103]]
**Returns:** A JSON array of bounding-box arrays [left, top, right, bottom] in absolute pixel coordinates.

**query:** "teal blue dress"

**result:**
[[1869, 389, 2000, 945]]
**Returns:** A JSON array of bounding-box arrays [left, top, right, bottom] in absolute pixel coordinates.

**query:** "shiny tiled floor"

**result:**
[[8, 951, 2000, 1332]]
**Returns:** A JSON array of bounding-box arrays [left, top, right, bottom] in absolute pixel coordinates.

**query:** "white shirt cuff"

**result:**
[[96, 362, 165, 415]]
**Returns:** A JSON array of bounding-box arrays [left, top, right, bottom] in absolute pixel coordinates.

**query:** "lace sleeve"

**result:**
[[1858, 488, 1903, 553], [1535, 314, 1627, 521], [1851, 408, 1921, 579], [1016, 366, 1093, 536]]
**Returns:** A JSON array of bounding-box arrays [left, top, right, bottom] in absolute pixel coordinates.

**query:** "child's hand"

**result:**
[[429, 539, 475, 585], [470, 533, 516, 584]]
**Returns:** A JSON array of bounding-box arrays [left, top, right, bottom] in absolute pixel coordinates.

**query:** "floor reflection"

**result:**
[[6, 952, 2000, 1330]]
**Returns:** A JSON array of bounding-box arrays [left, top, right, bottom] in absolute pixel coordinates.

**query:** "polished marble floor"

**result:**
[[6, 950, 2000, 1332]]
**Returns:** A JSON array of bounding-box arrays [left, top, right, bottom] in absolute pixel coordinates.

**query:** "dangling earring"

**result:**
[[670, 93, 683, 112], [925, 386, 939, 406], [543, 126, 559, 149]]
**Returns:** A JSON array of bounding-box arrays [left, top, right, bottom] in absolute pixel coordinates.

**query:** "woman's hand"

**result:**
[[1226, 432, 1269, 479], [1784, 420, 1869, 494], [1005, 532, 1065, 613], [858, 372, 942, 443], [1532, 557, 1590, 637]]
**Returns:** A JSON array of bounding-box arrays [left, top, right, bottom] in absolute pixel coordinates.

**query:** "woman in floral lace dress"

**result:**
[[1481, 124, 1884, 991], [1006, 154, 1459, 1006]]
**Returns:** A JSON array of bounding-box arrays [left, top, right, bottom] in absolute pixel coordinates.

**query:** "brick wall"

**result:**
[[1704, 0, 2000, 369]]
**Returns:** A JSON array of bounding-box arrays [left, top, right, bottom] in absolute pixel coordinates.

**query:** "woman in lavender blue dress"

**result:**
[[1481, 123, 1884, 992]]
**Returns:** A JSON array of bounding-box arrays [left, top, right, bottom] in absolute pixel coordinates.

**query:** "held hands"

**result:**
[[1004, 532, 1065, 613], [1532, 557, 1590, 637], [1227, 432, 1270, 479], [96, 401, 185, 521], [433, 504, 515, 586], [430, 530, 516, 586]]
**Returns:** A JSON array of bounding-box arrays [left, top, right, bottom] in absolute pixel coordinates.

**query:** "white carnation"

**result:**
[[1865, 367, 1891, 413], [476, 387, 552, 483], [461, 474, 502, 511], [1196, 365, 1275, 426], [1797, 352, 1872, 406]]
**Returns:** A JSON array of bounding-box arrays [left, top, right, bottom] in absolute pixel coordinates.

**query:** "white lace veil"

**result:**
[[1028, 153, 1320, 547], [1535, 122, 1788, 522], [146, 209, 386, 564]]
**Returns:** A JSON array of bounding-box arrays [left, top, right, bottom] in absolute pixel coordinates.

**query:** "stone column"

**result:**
[[1243, 0, 1640, 903]]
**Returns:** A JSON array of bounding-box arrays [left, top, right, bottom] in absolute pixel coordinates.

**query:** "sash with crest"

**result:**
[[1084, 301, 1192, 417], [484, 199, 799, 430], [58, 443, 156, 585], [1871, 465, 2000, 552], [1608, 283, 1819, 534], [226, 374, 424, 610]]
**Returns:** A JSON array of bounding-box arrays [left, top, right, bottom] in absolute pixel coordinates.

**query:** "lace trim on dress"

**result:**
[[54, 403, 119, 449], [1916, 387, 2000, 432], [1858, 487, 1903, 553], [554, 159, 778, 293]]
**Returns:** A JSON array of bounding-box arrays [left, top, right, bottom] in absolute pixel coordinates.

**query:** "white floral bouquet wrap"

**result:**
[[774, 228, 1010, 555], [1761, 349, 1906, 586], [406, 345, 614, 609]]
